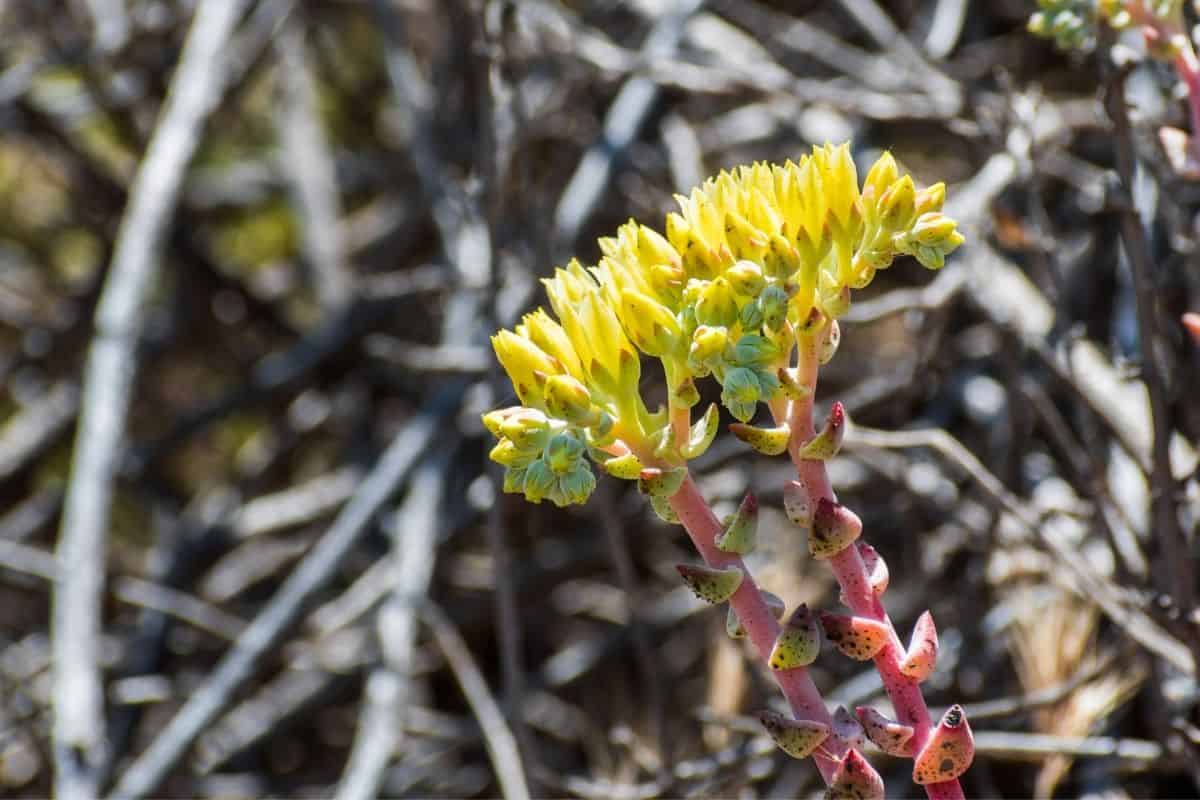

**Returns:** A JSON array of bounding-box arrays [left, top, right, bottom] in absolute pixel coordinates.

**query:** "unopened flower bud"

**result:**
[[502, 465, 527, 494], [911, 212, 959, 246], [543, 375, 596, 426], [557, 466, 596, 506], [489, 438, 527, 467], [759, 284, 790, 330], [721, 367, 763, 422], [731, 334, 777, 366], [544, 433, 584, 474], [694, 277, 740, 327], [690, 325, 728, 367], [739, 298, 765, 329], [725, 259, 766, 297], [914, 182, 946, 215], [620, 288, 681, 357], [878, 174, 916, 232], [522, 459, 555, 503], [862, 151, 899, 205]]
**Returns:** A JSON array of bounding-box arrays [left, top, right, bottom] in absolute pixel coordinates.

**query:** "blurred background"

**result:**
[[0, 0, 1199, 797]]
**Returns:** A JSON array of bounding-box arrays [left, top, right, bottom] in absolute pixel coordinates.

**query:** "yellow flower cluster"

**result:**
[[486, 143, 963, 507]]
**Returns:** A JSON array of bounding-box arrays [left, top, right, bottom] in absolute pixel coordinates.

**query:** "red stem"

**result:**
[[667, 477, 842, 784], [782, 334, 966, 800]]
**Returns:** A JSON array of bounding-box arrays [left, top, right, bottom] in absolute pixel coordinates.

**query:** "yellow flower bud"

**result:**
[[499, 408, 551, 450], [491, 330, 559, 407], [637, 224, 682, 271], [725, 260, 766, 297], [724, 209, 769, 261], [878, 175, 916, 232], [914, 182, 946, 216], [816, 143, 860, 234], [619, 289, 682, 357], [543, 374, 596, 425], [690, 325, 728, 365], [490, 438, 527, 467], [694, 277, 740, 327], [910, 212, 959, 246], [862, 151, 899, 205]]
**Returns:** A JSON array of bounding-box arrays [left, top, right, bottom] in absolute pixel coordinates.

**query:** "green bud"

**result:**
[[490, 438, 534, 467], [522, 459, 556, 503], [544, 433, 584, 474], [721, 367, 761, 423], [556, 466, 596, 506], [739, 298, 765, 329], [759, 285, 789, 330], [731, 334, 778, 366], [502, 465, 527, 494]]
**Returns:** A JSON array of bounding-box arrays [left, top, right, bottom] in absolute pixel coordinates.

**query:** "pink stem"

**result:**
[[667, 476, 842, 784], [781, 335, 966, 800]]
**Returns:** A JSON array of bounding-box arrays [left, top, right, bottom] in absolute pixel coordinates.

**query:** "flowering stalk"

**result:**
[[482, 144, 968, 796], [776, 329, 969, 800]]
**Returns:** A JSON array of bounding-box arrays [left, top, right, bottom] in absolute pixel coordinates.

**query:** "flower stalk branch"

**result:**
[[776, 328, 967, 800]]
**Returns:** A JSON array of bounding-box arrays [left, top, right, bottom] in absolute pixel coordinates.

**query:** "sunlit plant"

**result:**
[[484, 143, 972, 799]]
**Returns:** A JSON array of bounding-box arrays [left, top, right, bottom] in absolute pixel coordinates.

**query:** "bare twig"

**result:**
[[51, 3, 251, 797], [422, 601, 532, 800], [109, 382, 463, 800], [1104, 58, 1200, 673], [337, 453, 450, 800], [845, 424, 1195, 675], [553, 0, 706, 249], [275, 17, 352, 313]]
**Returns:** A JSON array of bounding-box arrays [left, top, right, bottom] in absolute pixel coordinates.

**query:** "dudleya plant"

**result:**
[[485, 143, 972, 799]]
